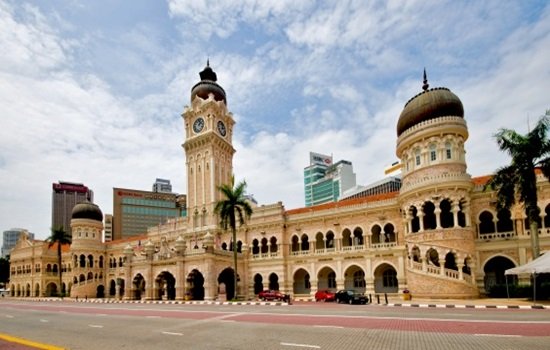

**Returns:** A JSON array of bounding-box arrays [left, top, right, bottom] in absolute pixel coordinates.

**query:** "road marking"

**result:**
[[0, 333, 65, 350], [313, 325, 343, 329], [146, 315, 161, 318], [281, 342, 321, 349], [40, 319, 49, 323], [474, 334, 521, 337], [5, 315, 14, 318], [96, 314, 108, 316], [161, 331, 183, 336], [89, 324, 104, 328]]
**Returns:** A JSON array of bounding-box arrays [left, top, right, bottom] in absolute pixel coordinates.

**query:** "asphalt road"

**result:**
[[1, 300, 550, 350]]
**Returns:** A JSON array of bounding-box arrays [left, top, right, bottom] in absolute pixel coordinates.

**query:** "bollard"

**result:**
[[376, 294, 380, 304], [384, 293, 388, 304], [369, 294, 372, 304]]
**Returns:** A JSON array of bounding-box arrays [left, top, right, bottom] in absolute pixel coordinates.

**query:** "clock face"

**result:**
[[193, 117, 205, 133], [217, 120, 227, 136]]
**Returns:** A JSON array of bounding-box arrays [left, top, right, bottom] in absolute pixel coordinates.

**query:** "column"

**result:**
[[439, 259, 446, 276], [418, 212, 425, 232], [452, 202, 460, 228], [434, 208, 442, 229]]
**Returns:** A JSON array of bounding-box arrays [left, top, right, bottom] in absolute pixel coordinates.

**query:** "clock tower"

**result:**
[[182, 62, 235, 229]]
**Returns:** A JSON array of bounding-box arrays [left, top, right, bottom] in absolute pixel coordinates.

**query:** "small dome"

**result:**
[[190, 61, 226, 103], [397, 87, 464, 136], [71, 202, 103, 222]]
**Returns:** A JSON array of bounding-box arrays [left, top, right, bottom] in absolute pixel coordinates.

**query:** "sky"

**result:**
[[0, 0, 549, 241]]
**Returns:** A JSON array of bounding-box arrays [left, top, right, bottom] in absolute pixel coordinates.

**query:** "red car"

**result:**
[[315, 289, 336, 302], [258, 290, 290, 302]]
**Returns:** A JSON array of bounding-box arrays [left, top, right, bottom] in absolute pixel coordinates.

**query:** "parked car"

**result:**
[[315, 289, 336, 302], [335, 290, 367, 304], [258, 290, 290, 302]]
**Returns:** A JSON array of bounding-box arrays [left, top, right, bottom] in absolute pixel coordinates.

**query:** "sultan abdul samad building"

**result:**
[[9, 64, 550, 300]]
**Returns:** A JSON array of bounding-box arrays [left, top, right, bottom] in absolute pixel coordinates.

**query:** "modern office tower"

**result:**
[[112, 188, 186, 240], [2, 228, 34, 258], [103, 214, 113, 242], [152, 178, 173, 193], [51, 181, 93, 236], [304, 152, 356, 207]]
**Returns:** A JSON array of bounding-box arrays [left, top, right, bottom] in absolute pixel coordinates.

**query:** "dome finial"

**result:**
[[422, 68, 429, 91], [207, 57, 210, 67]]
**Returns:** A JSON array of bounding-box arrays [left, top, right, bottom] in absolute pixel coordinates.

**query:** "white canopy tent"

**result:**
[[505, 252, 550, 275], [504, 252, 550, 303]]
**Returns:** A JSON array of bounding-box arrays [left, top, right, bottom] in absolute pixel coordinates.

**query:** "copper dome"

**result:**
[[397, 86, 464, 137], [71, 202, 103, 222], [190, 62, 226, 103]]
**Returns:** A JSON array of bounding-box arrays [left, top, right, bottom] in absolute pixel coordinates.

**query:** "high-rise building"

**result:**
[[103, 214, 113, 242], [152, 178, 173, 193], [304, 152, 356, 207], [2, 228, 34, 258], [112, 188, 186, 240], [52, 181, 93, 236]]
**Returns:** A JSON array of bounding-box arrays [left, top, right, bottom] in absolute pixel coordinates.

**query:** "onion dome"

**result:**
[[71, 201, 103, 222], [190, 60, 226, 103], [397, 70, 464, 137]]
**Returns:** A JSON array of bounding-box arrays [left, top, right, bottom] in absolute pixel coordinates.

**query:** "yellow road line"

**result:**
[[0, 333, 65, 350]]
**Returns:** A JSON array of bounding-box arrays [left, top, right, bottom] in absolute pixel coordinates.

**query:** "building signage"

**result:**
[[310, 152, 332, 166]]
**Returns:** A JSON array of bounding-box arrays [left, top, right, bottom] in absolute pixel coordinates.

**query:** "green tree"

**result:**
[[46, 226, 72, 296], [214, 176, 253, 300], [487, 110, 550, 258]]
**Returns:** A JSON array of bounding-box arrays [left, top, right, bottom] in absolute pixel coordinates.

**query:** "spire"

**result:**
[[207, 58, 210, 67], [199, 60, 217, 81], [422, 68, 429, 91]]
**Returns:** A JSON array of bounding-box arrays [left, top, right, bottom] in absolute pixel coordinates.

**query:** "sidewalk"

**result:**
[[4, 296, 549, 309]]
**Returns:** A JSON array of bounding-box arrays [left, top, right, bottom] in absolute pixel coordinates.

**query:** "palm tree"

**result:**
[[214, 176, 253, 300], [487, 110, 550, 259], [46, 226, 72, 296]]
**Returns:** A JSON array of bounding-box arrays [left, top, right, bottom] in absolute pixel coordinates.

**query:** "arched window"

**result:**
[[429, 143, 437, 162], [445, 142, 452, 159], [496, 209, 514, 232], [415, 148, 421, 166], [270, 236, 278, 253], [479, 211, 495, 234], [251, 239, 259, 255], [261, 238, 268, 254], [291, 235, 299, 252], [353, 270, 366, 288], [410, 206, 420, 233], [382, 269, 398, 288], [440, 199, 454, 228], [423, 202, 436, 230], [371, 225, 382, 244]]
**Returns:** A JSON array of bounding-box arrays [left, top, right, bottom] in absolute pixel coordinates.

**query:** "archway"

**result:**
[[374, 263, 398, 293], [25, 283, 30, 297], [156, 271, 176, 300], [187, 269, 204, 300], [317, 266, 336, 290], [35, 283, 40, 297], [253, 274, 263, 295], [96, 285, 105, 298], [268, 273, 279, 290], [45, 282, 58, 297], [293, 268, 310, 295], [344, 265, 365, 293], [133, 274, 145, 300], [484, 256, 517, 295], [218, 267, 235, 300], [109, 279, 116, 297]]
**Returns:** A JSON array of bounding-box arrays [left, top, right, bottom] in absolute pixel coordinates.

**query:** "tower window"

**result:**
[[415, 149, 421, 166], [430, 144, 436, 162], [445, 142, 452, 159]]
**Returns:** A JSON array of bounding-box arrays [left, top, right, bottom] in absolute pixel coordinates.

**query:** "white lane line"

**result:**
[[58, 311, 67, 313], [281, 342, 321, 349], [313, 325, 343, 329], [146, 315, 161, 318], [161, 331, 183, 336], [40, 319, 49, 323], [89, 324, 104, 328], [96, 314, 108, 316], [474, 334, 521, 338], [5, 315, 14, 318]]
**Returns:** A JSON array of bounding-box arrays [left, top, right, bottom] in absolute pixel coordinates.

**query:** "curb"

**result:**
[[385, 303, 547, 309], [12, 297, 289, 306]]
